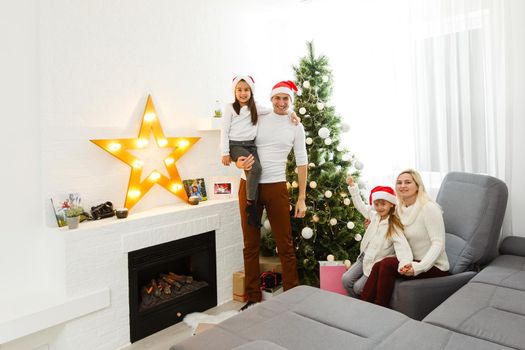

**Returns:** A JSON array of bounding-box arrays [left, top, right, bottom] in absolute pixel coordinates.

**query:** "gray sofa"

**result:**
[[171, 235, 525, 350]]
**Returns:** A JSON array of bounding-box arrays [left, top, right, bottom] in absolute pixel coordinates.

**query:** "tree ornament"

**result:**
[[316, 102, 325, 110], [355, 161, 364, 170], [347, 221, 355, 229], [322, 75, 329, 83], [302, 80, 310, 88], [292, 181, 298, 188], [305, 137, 313, 145], [294, 167, 299, 174], [297, 90, 302, 96], [344, 198, 351, 206], [318, 127, 330, 139], [329, 218, 337, 226], [264, 219, 271, 230], [309, 181, 317, 189], [336, 145, 344, 152], [312, 214, 319, 222], [324, 190, 333, 198], [344, 259, 352, 269], [324, 138, 332, 145], [299, 107, 307, 115], [354, 233, 362, 241], [327, 254, 335, 262], [308, 162, 316, 168], [286, 182, 292, 190], [342, 123, 350, 132], [301, 226, 314, 239]]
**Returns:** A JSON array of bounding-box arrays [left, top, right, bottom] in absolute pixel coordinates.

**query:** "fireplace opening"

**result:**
[[128, 231, 217, 342]]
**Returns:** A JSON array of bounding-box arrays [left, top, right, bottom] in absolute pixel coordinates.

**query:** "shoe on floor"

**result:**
[[239, 300, 258, 312]]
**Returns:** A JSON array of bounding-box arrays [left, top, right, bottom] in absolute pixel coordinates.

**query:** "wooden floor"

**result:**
[[120, 299, 244, 350]]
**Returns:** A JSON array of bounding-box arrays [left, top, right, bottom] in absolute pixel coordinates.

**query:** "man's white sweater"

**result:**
[[255, 111, 307, 184]]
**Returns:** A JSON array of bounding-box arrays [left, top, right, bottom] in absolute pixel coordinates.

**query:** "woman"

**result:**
[[360, 169, 450, 307]]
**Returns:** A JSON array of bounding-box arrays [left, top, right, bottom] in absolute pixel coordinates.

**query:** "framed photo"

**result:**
[[182, 178, 208, 201], [210, 176, 236, 199]]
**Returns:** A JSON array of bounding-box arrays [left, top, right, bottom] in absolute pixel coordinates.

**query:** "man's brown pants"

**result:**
[[239, 179, 299, 302]]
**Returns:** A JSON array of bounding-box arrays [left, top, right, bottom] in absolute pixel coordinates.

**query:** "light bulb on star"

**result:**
[[347, 221, 355, 229], [329, 218, 337, 226], [299, 107, 307, 115], [309, 181, 317, 189], [312, 214, 319, 222], [292, 181, 298, 188], [354, 161, 364, 170], [108, 142, 122, 152], [322, 75, 329, 83], [327, 254, 335, 262], [302, 80, 310, 88], [324, 190, 333, 198], [344, 198, 351, 206], [308, 162, 316, 168], [305, 137, 313, 145], [324, 138, 332, 145], [316, 102, 325, 110], [354, 233, 362, 241], [336, 145, 344, 152]]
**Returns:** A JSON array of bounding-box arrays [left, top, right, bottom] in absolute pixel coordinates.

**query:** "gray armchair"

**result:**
[[389, 172, 508, 320]]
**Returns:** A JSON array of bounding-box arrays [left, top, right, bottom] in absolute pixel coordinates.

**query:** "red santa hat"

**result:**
[[270, 80, 298, 102], [232, 75, 256, 96], [369, 186, 397, 205]]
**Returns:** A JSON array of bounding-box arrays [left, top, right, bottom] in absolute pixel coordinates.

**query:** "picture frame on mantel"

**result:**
[[210, 176, 236, 199]]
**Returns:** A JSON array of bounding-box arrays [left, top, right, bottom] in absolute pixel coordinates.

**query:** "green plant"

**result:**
[[62, 201, 84, 217]]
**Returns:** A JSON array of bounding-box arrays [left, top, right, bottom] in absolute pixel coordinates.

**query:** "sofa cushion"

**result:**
[[171, 286, 514, 350], [470, 254, 525, 291], [424, 282, 525, 349]]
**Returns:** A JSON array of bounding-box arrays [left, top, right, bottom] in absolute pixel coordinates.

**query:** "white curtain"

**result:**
[[408, 0, 511, 232], [409, 0, 509, 175]]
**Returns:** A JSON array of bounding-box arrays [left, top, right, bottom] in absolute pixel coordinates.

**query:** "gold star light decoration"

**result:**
[[91, 95, 199, 210]]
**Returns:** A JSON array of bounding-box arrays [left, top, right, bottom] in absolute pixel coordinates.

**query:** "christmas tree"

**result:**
[[261, 42, 366, 286]]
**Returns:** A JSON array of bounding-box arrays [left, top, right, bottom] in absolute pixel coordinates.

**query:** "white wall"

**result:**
[[0, 0, 46, 292]]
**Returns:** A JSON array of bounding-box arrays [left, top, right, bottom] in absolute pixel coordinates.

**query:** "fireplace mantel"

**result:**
[[1, 198, 243, 348]]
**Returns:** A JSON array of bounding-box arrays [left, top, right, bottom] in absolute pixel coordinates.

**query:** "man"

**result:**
[[236, 80, 308, 310]]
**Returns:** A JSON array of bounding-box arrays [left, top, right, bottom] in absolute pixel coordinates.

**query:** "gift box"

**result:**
[[261, 285, 283, 301], [319, 261, 347, 295], [232, 271, 247, 302], [259, 255, 282, 273]]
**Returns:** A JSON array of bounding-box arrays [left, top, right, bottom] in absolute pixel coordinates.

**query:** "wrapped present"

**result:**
[[232, 271, 247, 302], [259, 255, 282, 273], [319, 261, 348, 295]]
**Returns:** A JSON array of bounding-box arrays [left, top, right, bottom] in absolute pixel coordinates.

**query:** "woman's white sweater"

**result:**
[[397, 199, 449, 276]]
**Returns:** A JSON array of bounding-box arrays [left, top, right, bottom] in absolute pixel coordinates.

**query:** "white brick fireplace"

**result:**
[[0, 199, 243, 350]]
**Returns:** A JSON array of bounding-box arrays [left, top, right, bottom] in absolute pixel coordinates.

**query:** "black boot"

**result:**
[[239, 300, 258, 311], [246, 202, 262, 228]]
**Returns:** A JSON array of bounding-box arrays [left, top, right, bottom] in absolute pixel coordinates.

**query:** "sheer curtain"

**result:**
[[408, 1, 511, 214]]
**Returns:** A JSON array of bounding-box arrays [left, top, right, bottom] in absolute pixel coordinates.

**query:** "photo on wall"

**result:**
[[182, 178, 208, 201]]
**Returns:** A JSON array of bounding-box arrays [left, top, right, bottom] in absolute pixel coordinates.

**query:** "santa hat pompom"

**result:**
[[369, 186, 397, 205], [270, 80, 298, 102], [232, 75, 255, 96]]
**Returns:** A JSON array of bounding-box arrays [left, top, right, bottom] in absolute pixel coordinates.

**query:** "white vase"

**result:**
[[67, 216, 80, 229]]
